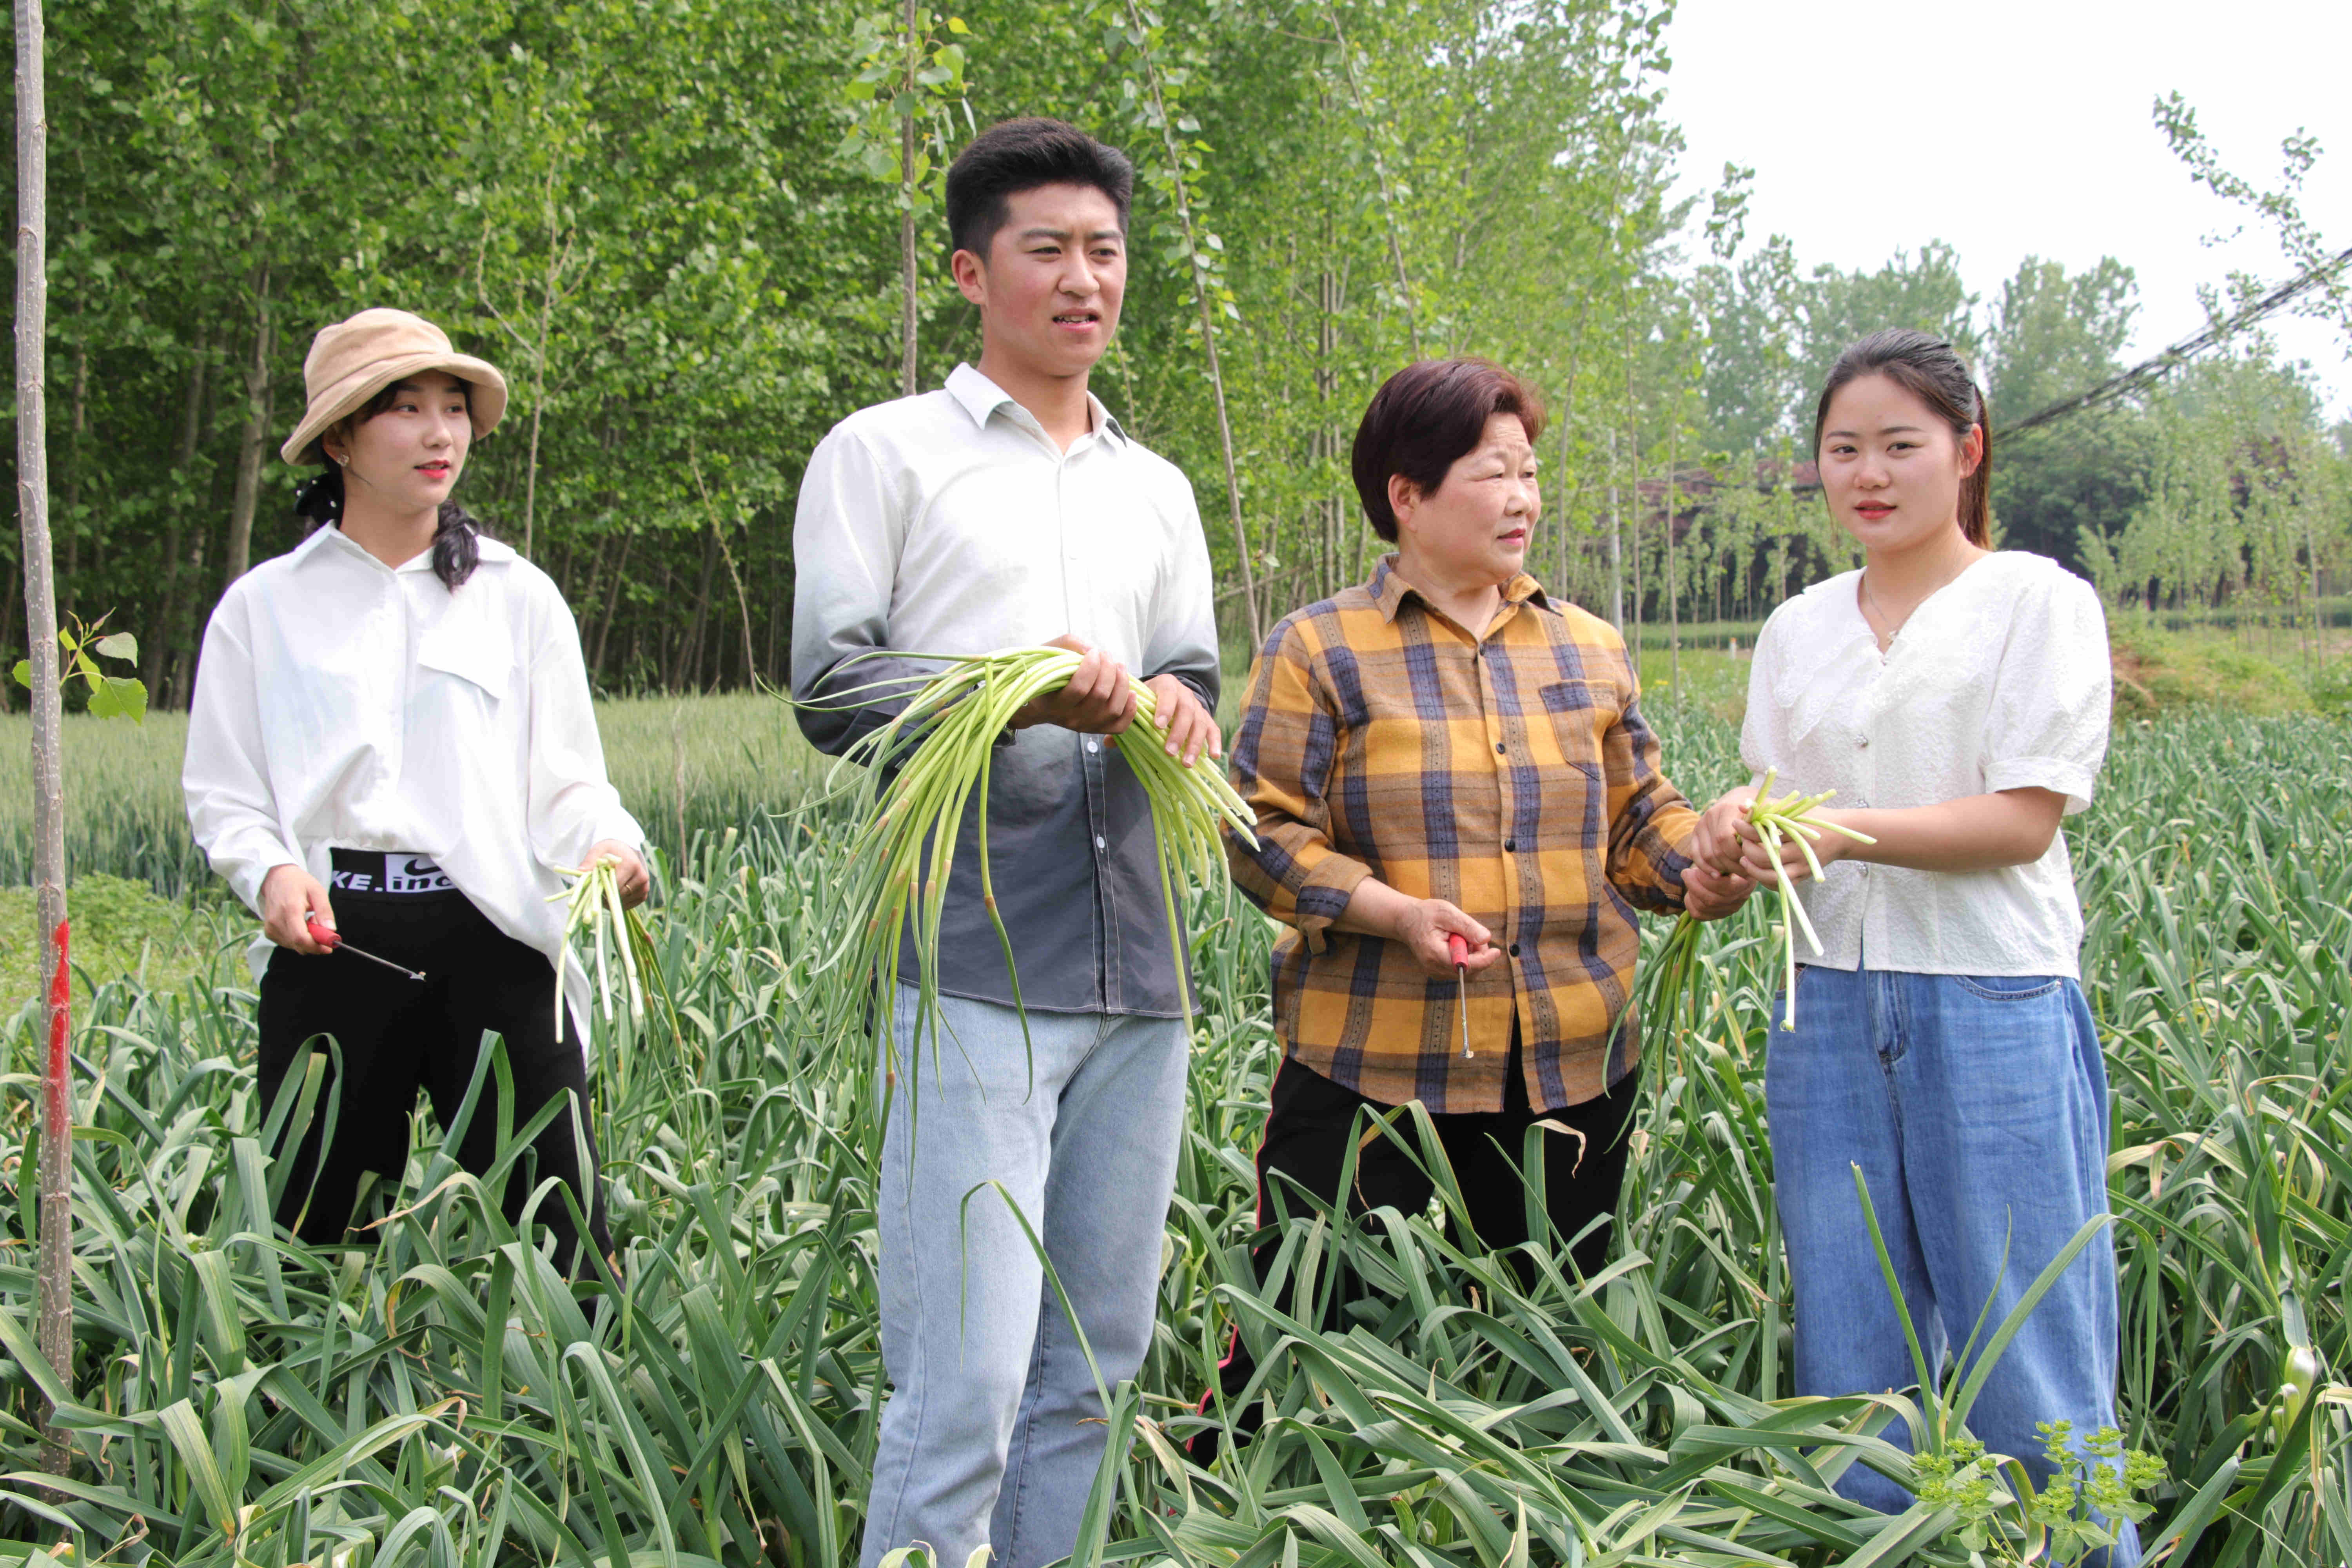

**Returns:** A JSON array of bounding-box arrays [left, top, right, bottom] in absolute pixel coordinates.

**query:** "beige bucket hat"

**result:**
[[280, 307, 510, 465]]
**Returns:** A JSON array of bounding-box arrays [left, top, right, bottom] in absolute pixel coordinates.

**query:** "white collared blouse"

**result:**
[[183, 524, 644, 1040], [1739, 551, 2111, 978]]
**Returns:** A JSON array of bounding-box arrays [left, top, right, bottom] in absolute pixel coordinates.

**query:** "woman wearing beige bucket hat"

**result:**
[[182, 306, 647, 1277]]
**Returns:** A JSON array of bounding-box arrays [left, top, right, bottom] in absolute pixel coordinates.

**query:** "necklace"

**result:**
[[1858, 573, 1902, 651]]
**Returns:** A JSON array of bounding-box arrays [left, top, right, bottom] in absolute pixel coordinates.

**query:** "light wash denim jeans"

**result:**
[[860, 988, 1188, 1568], [1767, 966, 2139, 1567]]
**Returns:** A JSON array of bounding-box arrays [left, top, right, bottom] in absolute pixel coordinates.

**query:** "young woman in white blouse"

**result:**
[[1693, 329, 2135, 1562], [183, 307, 648, 1276]]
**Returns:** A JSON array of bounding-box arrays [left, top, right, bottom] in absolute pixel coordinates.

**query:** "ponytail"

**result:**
[[292, 466, 485, 590], [1958, 385, 1992, 550], [1813, 327, 1994, 548]]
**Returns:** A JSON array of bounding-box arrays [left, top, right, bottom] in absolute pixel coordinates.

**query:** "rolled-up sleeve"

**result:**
[[182, 591, 299, 912], [1600, 645, 1697, 913], [789, 424, 934, 757], [1224, 624, 1372, 950]]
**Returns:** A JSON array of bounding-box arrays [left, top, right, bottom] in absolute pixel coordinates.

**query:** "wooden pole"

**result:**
[[16, 0, 73, 1479]]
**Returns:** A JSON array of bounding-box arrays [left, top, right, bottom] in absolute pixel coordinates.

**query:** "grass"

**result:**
[[0, 693, 824, 913], [2109, 626, 2321, 721], [0, 698, 2341, 1564]]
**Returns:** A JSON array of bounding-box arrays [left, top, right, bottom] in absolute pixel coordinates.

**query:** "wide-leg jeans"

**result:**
[[860, 988, 1188, 1568], [1766, 965, 2138, 1566]]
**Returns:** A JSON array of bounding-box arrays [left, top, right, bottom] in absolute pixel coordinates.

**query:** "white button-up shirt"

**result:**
[[183, 524, 643, 1039], [1739, 551, 2111, 978], [789, 363, 1219, 1015]]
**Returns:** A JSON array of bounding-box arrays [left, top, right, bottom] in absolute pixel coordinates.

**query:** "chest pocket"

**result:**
[[1537, 678, 1613, 774], [416, 599, 513, 702]]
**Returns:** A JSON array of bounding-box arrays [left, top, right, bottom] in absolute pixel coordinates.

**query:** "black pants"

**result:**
[[256, 885, 612, 1274], [1197, 1029, 1640, 1452]]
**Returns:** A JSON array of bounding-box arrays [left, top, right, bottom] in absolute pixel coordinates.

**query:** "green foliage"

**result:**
[[2109, 624, 2320, 719], [13, 615, 147, 723], [0, 703, 2346, 1566], [837, 9, 975, 203], [0, 872, 233, 1002], [1912, 1426, 2166, 1565], [2313, 656, 2352, 719]]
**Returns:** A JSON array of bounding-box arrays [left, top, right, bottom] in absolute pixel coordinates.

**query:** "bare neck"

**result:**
[[1393, 547, 1505, 641], [339, 489, 440, 571], [974, 347, 1097, 452], [1862, 525, 1985, 610]]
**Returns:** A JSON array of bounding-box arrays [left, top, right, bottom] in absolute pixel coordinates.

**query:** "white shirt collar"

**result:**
[[944, 362, 1127, 449], [292, 522, 516, 575]]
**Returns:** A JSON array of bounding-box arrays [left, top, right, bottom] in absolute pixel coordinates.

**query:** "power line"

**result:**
[[1999, 244, 2352, 439]]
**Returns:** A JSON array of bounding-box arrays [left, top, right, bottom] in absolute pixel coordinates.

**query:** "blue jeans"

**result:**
[[1767, 967, 2138, 1566], [860, 989, 1189, 1568]]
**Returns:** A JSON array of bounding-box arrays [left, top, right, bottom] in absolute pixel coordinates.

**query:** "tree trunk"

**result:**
[[1126, 0, 1263, 646], [591, 524, 636, 678], [16, 0, 72, 1479], [1665, 421, 1681, 705], [1627, 417, 1642, 658], [898, 0, 919, 398], [1323, 0, 1418, 356], [679, 526, 720, 691], [1606, 427, 1622, 633], [146, 340, 211, 701], [0, 555, 18, 711], [55, 338, 80, 624], [223, 269, 273, 588]]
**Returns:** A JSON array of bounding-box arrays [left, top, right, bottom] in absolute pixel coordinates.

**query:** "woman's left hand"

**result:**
[[588, 840, 651, 908], [1734, 811, 1855, 887]]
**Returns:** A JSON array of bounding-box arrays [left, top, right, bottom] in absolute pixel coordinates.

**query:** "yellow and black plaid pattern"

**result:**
[[1227, 557, 1699, 1113]]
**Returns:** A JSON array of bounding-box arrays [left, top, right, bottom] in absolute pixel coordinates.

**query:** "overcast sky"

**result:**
[[1661, 0, 2352, 419]]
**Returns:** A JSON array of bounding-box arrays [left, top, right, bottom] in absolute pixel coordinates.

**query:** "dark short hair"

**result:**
[[946, 118, 1134, 261], [1813, 328, 1993, 548], [1350, 359, 1546, 543]]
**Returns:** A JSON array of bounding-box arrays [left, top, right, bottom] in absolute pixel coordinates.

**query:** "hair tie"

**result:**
[[293, 470, 343, 521]]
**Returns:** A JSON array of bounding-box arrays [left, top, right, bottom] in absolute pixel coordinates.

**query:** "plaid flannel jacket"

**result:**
[[1227, 557, 1699, 1113]]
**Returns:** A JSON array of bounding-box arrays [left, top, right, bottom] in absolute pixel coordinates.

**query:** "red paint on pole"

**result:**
[[44, 918, 67, 1133]]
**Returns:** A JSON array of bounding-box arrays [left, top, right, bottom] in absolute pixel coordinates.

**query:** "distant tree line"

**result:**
[[2, 0, 2345, 708]]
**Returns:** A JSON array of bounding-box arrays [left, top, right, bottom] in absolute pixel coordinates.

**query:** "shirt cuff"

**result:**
[[1984, 757, 2096, 815], [1292, 853, 1373, 955], [233, 851, 303, 913], [592, 810, 648, 852]]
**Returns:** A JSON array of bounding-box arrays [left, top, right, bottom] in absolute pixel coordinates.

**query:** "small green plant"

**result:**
[[2312, 657, 2352, 720], [1915, 1424, 2165, 1565], [13, 611, 147, 722]]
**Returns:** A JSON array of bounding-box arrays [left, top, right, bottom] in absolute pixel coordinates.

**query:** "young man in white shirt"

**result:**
[[789, 118, 1221, 1568]]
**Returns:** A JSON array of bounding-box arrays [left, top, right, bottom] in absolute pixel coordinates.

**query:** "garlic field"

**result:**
[[0, 706, 2346, 1567]]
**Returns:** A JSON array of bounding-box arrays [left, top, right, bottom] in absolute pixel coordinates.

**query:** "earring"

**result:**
[[334, 455, 347, 466]]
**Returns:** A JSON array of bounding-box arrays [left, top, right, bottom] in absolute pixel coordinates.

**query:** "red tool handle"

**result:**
[[1448, 933, 1468, 968], [304, 913, 343, 951]]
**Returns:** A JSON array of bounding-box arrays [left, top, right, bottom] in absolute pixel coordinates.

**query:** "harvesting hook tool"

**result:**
[[1449, 933, 1472, 1059], [306, 914, 426, 982]]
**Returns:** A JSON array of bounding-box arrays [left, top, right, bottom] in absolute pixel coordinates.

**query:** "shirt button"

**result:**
[[1857, 736, 1870, 748], [1508, 942, 1522, 957], [1494, 741, 1506, 755], [1504, 838, 1517, 852], [1094, 835, 1106, 851], [1086, 740, 1099, 754]]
